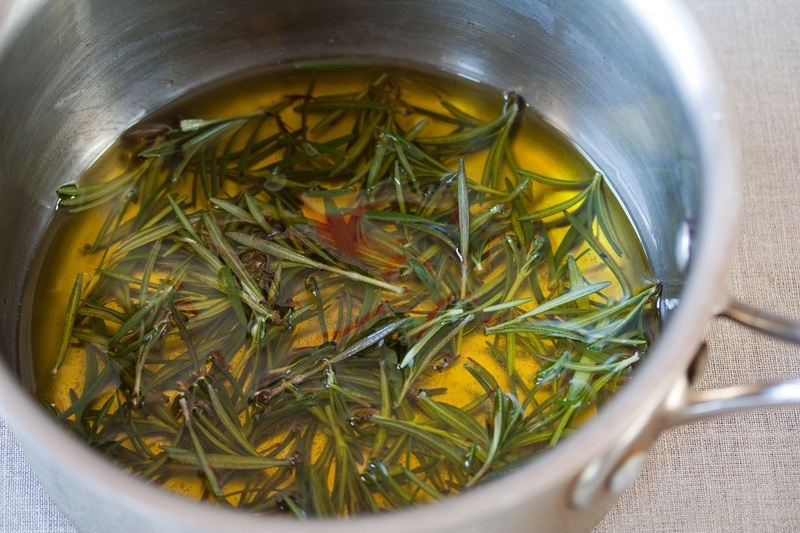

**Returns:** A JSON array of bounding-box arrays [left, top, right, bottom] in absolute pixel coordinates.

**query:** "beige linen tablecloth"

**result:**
[[1, 0, 799, 531]]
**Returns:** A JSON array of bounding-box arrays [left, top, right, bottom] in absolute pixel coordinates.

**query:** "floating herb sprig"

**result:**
[[47, 66, 659, 517]]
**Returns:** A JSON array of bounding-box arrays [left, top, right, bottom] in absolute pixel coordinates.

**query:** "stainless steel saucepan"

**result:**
[[1, 0, 798, 531]]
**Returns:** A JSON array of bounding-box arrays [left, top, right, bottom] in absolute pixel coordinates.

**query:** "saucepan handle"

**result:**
[[664, 293, 800, 425], [570, 293, 800, 509]]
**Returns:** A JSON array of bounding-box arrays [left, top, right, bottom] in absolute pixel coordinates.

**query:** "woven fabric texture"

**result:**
[[0, 417, 73, 532], [2, 0, 799, 531]]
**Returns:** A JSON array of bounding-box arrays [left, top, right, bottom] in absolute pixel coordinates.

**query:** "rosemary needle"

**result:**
[[51, 272, 83, 375]]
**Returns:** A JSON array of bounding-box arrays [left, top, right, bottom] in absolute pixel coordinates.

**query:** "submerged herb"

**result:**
[[43, 65, 659, 516]]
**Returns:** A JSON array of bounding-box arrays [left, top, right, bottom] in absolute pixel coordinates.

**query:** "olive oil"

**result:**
[[28, 63, 658, 516]]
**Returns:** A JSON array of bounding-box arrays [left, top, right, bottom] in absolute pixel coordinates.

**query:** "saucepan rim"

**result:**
[[0, 0, 739, 530]]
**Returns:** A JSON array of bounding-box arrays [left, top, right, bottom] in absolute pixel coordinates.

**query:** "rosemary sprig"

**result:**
[[45, 66, 659, 517], [226, 232, 405, 294]]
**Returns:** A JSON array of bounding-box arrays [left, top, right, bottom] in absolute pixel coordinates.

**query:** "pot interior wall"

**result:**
[[0, 0, 697, 378]]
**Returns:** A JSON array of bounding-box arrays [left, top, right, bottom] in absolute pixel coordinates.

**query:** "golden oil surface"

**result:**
[[28, 63, 655, 516]]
